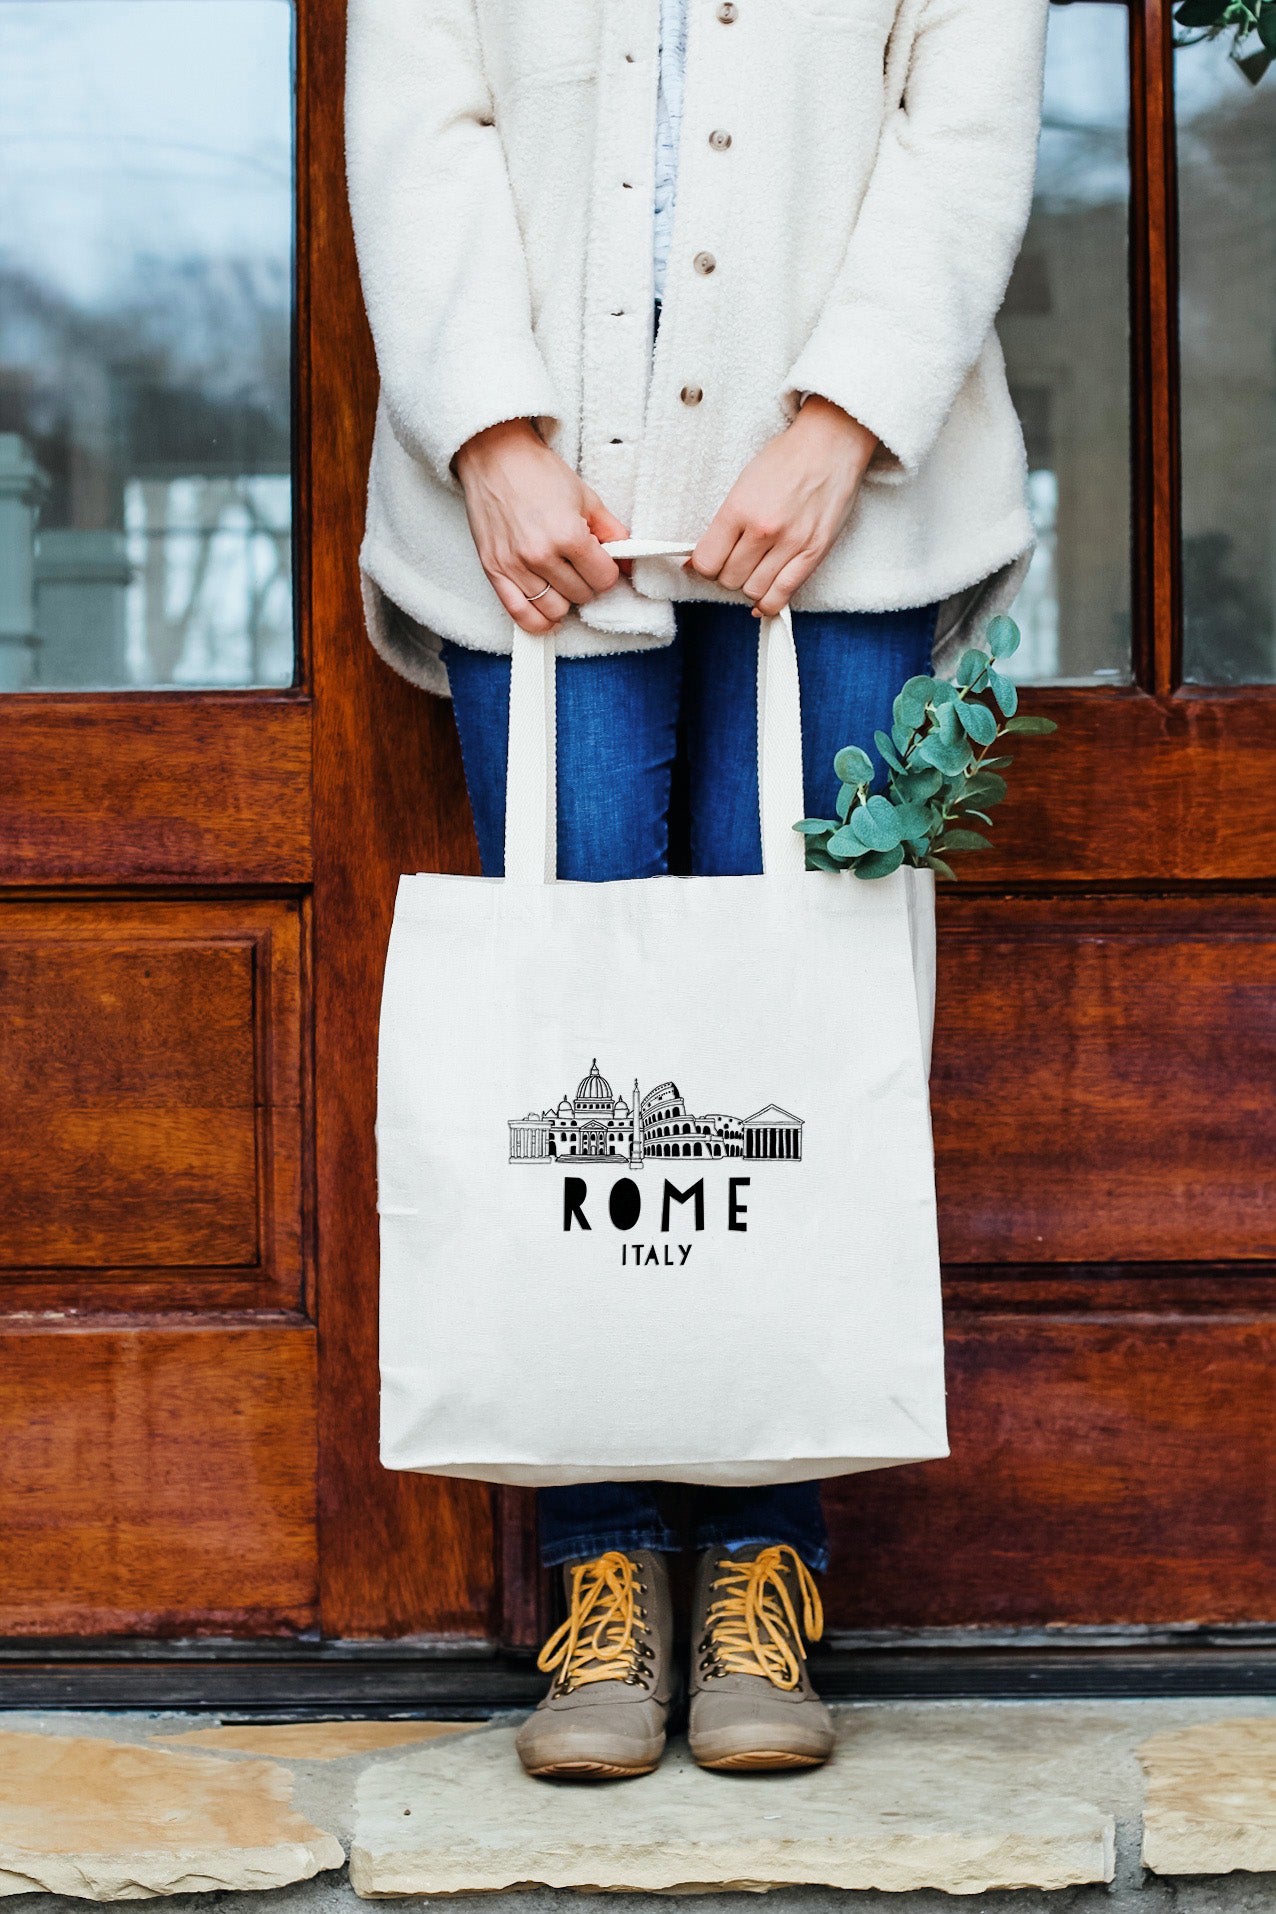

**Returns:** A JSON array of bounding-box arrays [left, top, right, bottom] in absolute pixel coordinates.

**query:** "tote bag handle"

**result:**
[[503, 540, 807, 885]]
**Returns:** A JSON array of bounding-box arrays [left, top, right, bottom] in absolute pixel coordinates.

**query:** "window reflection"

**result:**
[[1001, 0, 1132, 684], [1177, 41, 1276, 684], [0, 0, 293, 691]]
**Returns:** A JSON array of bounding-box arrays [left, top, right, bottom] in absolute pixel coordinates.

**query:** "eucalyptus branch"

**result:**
[[794, 615, 1057, 881], [1173, 0, 1276, 81]]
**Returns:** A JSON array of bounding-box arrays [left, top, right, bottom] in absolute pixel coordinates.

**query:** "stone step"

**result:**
[[0, 1701, 1271, 1909]]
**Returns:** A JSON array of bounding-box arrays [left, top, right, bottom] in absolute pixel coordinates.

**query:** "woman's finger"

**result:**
[[511, 548, 599, 607], [489, 570, 568, 635], [716, 525, 774, 594], [753, 549, 817, 618]]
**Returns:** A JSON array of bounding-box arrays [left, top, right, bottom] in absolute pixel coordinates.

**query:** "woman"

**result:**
[[347, 0, 1047, 1780]]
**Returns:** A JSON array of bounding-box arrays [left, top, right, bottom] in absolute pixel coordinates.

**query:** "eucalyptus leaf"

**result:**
[[889, 801, 932, 840], [936, 829, 991, 854], [895, 675, 935, 728], [957, 649, 990, 687], [963, 770, 1009, 807], [853, 845, 905, 880], [805, 846, 843, 873], [833, 744, 874, 786], [956, 699, 999, 745], [926, 677, 955, 706], [1001, 713, 1057, 735], [827, 824, 865, 858], [874, 729, 906, 773], [915, 732, 973, 777], [986, 614, 1021, 659], [925, 853, 958, 882], [836, 783, 855, 821], [794, 818, 837, 834], [989, 669, 1019, 717], [849, 794, 905, 851]]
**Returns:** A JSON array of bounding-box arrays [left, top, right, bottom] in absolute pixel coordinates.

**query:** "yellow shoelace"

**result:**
[[700, 1544, 824, 1691], [537, 1550, 652, 1694]]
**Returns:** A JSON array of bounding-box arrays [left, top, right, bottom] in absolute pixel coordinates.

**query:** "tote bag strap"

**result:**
[[503, 539, 807, 885]]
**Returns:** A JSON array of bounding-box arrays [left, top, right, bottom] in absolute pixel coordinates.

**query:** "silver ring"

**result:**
[[525, 581, 552, 603]]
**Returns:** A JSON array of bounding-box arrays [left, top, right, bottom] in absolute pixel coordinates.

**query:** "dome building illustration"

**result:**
[[508, 1063, 802, 1166]]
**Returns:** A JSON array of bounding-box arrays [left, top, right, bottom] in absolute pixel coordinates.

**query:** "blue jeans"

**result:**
[[441, 597, 937, 1569]]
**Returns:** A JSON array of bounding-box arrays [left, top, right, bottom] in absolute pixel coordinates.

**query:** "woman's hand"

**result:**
[[688, 397, 879, 617], [454, 419, 628, 634]]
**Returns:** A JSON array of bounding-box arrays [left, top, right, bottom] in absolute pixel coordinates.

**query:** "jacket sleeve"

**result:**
[[783, 0, 1048, 479], [344, 0, 562, 485]]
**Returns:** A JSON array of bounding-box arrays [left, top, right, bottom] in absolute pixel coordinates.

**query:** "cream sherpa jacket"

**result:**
[[345, 0, 1048, 696]]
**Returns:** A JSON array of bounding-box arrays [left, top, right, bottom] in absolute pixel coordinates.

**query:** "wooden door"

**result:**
[[2, 0, 1271, 1664], [0, 0, 489, 1646], [821, 0, 1276, 1640]]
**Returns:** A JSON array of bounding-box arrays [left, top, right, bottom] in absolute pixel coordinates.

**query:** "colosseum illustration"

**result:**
[[508, 1061, 803, 1166]]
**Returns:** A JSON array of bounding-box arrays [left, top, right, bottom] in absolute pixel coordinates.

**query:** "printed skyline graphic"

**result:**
[[508, 1061, 804, 1167]]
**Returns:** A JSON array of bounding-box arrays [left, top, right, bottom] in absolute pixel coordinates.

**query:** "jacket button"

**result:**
[[680, 384, 704, 406], [709, 129, 732, 150], [717, 2, 738, 19], [693, 251, 717, 275]]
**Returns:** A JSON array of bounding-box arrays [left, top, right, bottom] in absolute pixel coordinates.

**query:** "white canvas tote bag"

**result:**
[[378, 541, 947, 1486]]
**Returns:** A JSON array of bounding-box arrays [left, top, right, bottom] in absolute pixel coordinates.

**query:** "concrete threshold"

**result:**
[[0, 1700, 1271, 1909]]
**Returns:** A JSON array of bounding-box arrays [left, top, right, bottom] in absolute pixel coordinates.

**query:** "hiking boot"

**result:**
[[515, 1549, 673, 1779], [688, 1542, 835, 1772]]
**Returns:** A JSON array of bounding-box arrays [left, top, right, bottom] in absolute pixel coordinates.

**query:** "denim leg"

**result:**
[[678, 597, 939, 1570], [440, 637, 681, 880], [694, 1481, 829, 1573], [441, 636, 684, 1564], [538, 1481, 680, 1567], [679, 599, 940, 873]]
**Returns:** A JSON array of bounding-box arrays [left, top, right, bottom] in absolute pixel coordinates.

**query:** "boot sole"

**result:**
[[523, 1757, 659, 1780], [695, 1749, 829, 1773]]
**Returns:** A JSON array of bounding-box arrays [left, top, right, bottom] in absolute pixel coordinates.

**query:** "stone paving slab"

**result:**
[[151, 1723, 473, 1763], [0, 1730, 343, 1901], [1140, 1718, 1276, 1877], [350, 1712, 1119, 1897]]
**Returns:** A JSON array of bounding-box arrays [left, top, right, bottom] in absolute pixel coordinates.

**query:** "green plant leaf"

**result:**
[[827, 824, 864, 858], [925, 853, 958, 881], [833, 744, 874, 786], [805, 846, 843, 872], [963, 770, 1009, 807], [894, 764, 944, 803], [989, 668, 1019, 717], [936, 829, 992, 854], [1258, 6, 1276, 51], [853, 845, 905, 880], [985, 614, 1021, 659], [836, 783, 855, 821], [889, 801, 933, 841], [849, 794, 905, 851], [915, 732, 973, 777], [954, 808, 995, 827], [980, 754, 1014, 771], [1001, 713, 1057, 735], [956, 649, 990, 687], [1175, 0, 1225, 23], [895, 675, 935, 728], [874, 729, 906, 773], [956, 699, 999, 745], [926, 677, 955, 706], [794, 818, 837, 834]]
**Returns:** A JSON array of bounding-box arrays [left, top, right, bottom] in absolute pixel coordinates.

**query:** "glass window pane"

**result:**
[[0, 0, 293, 691], [1176, 39, 1276, 684], [1001, 0, 1132, 685]]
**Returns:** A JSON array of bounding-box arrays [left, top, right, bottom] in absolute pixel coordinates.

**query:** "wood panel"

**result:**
[[950, 688, 1276, 884], [0, 696, 311, 886], [304, 0, 494, 1640], [0, 1322, 317, 1636], [823, 1313, 1276, 1630], [933, 895, 1276, 1265], [0, 898, 302, 1312]]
